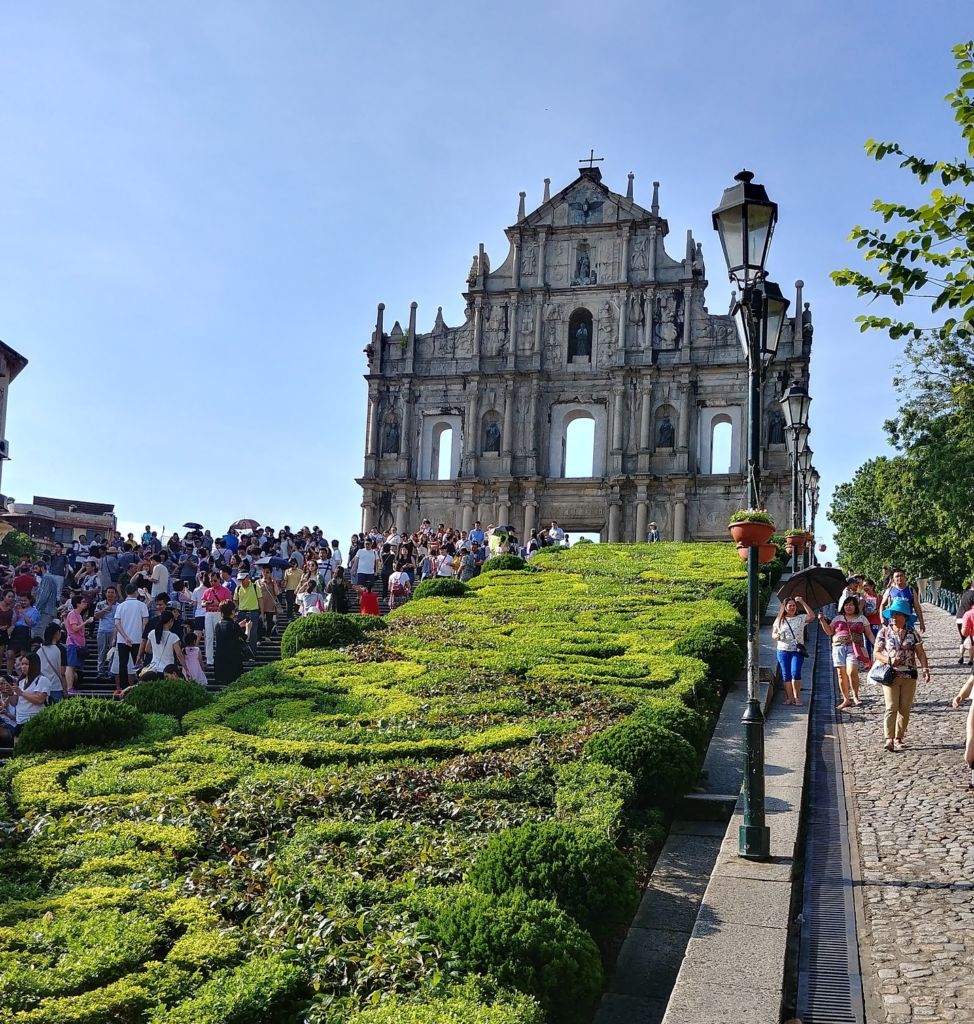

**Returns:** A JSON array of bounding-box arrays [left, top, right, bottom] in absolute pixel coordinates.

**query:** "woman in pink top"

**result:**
[[64, 594, 89, 693]]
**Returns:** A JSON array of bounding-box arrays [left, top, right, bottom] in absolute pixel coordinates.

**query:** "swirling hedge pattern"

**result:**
[[0, 543, 749, 1023]]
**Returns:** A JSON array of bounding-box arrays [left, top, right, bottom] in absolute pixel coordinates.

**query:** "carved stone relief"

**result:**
[[653, 290, 684, 349]]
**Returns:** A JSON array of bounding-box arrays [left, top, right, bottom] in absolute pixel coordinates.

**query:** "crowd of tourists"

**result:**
[[0, 516, 571, 742], [773, 566, 974, 784]]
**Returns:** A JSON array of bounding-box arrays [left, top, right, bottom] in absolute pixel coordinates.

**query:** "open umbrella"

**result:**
[[777, 567, 846, 610], [256, 556, 290, 569], [491, 525, 514, 534], [182, 522, 203, 530], [229, 518, 261, 531]]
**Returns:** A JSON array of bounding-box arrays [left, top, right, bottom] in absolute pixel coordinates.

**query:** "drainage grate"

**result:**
[[794, 633, 866, 1024]]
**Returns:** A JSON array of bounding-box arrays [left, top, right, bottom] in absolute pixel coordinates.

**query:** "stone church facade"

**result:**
[[358, 164, 812, 541]]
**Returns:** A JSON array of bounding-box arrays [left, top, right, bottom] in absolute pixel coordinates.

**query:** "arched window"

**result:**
[[563, 412, 595, 477], [567, 308, 593, 363], [710, 416, 732, 474], [432, 423, 454, 480]]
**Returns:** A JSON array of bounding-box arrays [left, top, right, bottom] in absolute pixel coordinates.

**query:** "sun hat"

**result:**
[[882, 597, 916, 627], [236, 571, 250, 580]]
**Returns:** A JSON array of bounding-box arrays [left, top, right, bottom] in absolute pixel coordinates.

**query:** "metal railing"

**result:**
[[923, 579, 957, 616]]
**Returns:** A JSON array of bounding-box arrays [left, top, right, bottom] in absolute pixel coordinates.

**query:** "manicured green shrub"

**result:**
[[586, 720, 698, 806], [482, 554, 527, 572], [348, 980, 545, 1024], [412, 578, 468, 600], [672, 620, 746, 688], [468, 821, 638, 946], [634, 698, 711, 755], [124, 678, 213, 719], [148, 953, 304, 1023], [709, 580, 747, 616], [425, 889, 602, 1024], [280, 613, 366, 657], [554, 761, 635, 838], [138, 713, 182, 743], [15, 698, 146, 756]]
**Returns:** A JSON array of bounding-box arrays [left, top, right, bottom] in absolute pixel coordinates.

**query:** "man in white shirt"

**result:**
[[114, 584, 149, 695], [351, 540, 379, 588], [149, 554, 170, 599], [549, 521, 566, 546]]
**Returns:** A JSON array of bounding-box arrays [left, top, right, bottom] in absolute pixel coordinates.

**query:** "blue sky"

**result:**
[[0, 3, 964, 555]]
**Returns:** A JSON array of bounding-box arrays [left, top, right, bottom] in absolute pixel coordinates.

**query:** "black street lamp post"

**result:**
[[713, 170, 789, 860], [780, 379, 811, 572]]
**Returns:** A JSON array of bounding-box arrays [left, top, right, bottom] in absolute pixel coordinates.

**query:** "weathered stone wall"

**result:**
[[358, 166, 812, 541]]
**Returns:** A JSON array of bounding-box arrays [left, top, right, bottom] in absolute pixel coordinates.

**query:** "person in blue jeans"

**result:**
[[772, 596, 815, 706]]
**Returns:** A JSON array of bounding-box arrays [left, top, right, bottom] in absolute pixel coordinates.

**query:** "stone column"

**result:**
[[526, 385, 539, 473], [538, 228, 548, 287], [639, 389, 652, 449], [648, 226, 658, 283], [618, 289, 627, 355], [608, 503, 621, 542], [512, 236, 521, 290], [612, 392, 625, 451], [523, 501, 536, 538], [682, 283, 693, 351], [366, 394, 380, 456], [465, 389, 480, 471], [673, 498, 687, 542], [400, 386, 412, 474], [642, 287, 654, 350], [533, 298, 543, 357], [677, 383, 691, 450], [621, 228, 630, 285], [395, 494, 408, 534], [462, 493, 475, 532], [503, 381, 514, 456], [635, 494, 648, 543]]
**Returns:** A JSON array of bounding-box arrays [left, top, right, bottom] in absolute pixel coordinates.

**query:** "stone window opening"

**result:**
[[710, 416, 733, 474], [562, 411, 595, 477], [431, 423, 454, 480]]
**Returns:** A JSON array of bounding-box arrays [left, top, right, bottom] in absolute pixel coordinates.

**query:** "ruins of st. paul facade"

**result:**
[[358, 163, 812, 541]]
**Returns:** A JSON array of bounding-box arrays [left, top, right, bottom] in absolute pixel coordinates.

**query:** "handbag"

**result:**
[[867, 661, 896, 686], [785, 619, 808, 658]]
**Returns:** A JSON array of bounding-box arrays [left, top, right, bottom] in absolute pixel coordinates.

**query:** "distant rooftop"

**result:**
[[32, 496, 115, 516]]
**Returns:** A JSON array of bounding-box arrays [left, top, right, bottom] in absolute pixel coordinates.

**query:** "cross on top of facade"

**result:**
[[579, 149, 604, 169]]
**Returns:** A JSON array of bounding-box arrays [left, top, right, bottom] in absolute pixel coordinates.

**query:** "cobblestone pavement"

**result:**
[[836, 605, 974, 1023]]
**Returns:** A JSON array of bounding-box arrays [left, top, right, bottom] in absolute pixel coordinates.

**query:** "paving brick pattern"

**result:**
[[838, 606, 974, 1023]]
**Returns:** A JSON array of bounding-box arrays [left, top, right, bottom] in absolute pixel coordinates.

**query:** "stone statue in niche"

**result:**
[[657, 416, 675, 448], [567, 309, 593, 363], [484, 420, 501, 454], [573, 248, 595, 286], [382, 418, 400, 455], [802, 302, 814, 343], [628, 293, 644, 325], [631, 236, 648, 272], [768, 409, 786, 446], [654, 290, 684, 349], [521, 244, 537, 276]]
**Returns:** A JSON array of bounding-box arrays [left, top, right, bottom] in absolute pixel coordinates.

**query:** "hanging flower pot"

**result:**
[[784, 529, 811, 554], [728, 509, 775, 547], [736, 542, 779, 564]]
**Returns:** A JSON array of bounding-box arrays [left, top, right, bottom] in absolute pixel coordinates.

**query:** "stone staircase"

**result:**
[[0, 583, 401, 758]]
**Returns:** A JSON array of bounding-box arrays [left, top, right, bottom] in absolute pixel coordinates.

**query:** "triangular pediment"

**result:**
[[518, 170, 656, 229]]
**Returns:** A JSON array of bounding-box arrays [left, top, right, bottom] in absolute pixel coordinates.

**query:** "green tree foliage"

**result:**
[[831, 42, 974, 586], [0, 530, 36, 560]]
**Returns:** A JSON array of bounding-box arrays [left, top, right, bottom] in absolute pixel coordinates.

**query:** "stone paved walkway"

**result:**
[[837, 605, 974, 1023]]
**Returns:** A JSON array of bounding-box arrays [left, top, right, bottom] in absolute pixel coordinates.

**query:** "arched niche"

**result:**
[[567, 308, 593, 363], [481, 410, 502, 455], [654, 404, 677, 449]]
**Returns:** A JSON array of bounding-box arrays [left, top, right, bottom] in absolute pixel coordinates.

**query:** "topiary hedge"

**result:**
[[15, 698, 146, 756], [482, 554, 527, 572], [468, 821, 638, 947], [412, 578, 468, 600], [672, 619, 746, 689], [586, 720, 698, 806], [424, 889, 602, 1024], [347, 980, 544, 1024], [633, 698, 711, 755], [123, 678, 213, 720], [280, 613, 368, 657]]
